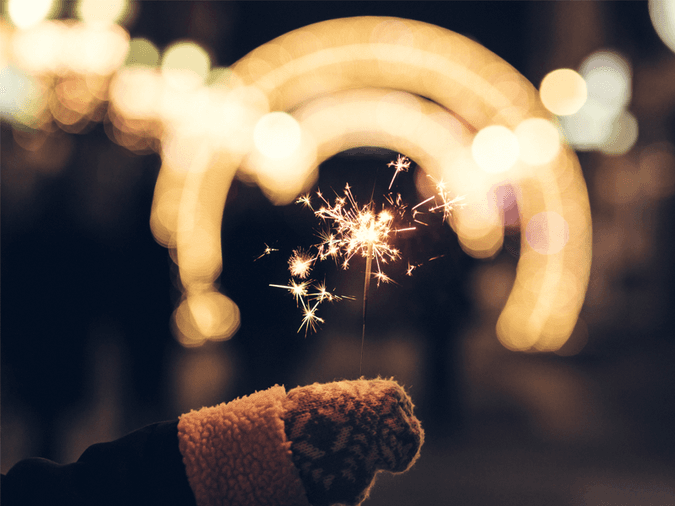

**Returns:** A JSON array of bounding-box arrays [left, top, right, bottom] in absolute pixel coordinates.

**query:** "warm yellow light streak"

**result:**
[[253, 111, 302, 159], [160, 16, 591, 350], [525, 211, 570, 255], [515, 118, 561, 166], [472, 124, 520, 174]]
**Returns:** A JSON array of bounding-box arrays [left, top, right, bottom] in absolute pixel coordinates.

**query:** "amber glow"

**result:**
[[539, 68, 587, 116], [161, 41, 211, 91], [157, 17, 592, 350], [515, 118, 561, 166], [7, 0, 59, 29], [1, 12, 592, 350], [76, 0, 133, 26]]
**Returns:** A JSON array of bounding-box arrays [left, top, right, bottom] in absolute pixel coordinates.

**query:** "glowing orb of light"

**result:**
[[649, 0, 675, 54], [7, 0, 57, 30], [124, 38, 160, 67], [174, 292, 241, 347], [559, 97, 616, 151], [539, 68, 587, 116], [471, 124, 520, 173], [76, 0, 132, 25], [161, 41, 211, 91], [525, 211, 570, 255], [515, 117, 561, 166], [600, 110, 639, 156], [253, 111, 302, 159], [0, 65, 45, 126], [579, 50, 631, 113]]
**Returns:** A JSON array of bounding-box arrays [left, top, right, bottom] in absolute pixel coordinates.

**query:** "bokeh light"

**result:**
[[579, 50, 631, 112], [471, 125, 520, 173], [0, 65, 46, 126], [649, 0, 675, 54], [161, 41, 211, 91], [559, 50, 636, 153], [10, 20, 66, 74], [76, 0, 133, 26], [124, 38, 160, 67], [558, 97, 616, 151], [253, 111, 302, 159], [525, 211, 570, 255], [539, 68, 587, 116], [515, 117, 561, 166], [173, 292, 241, 347], [7, 0, 58, 30]]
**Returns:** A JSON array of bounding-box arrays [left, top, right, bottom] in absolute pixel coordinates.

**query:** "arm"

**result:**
[[2, 420, 196, 506], [3, 378, 424, 506]]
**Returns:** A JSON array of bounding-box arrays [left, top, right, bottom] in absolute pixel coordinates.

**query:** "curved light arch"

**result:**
[[155, 16, 592, 351]]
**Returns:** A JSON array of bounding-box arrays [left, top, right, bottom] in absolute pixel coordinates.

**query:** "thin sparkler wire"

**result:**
[[361, 241, 373, 375]]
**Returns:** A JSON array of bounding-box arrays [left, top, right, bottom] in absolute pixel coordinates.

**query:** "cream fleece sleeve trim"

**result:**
[[177, 385, 311, 506]]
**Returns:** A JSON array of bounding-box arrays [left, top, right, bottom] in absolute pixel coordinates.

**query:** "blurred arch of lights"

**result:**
[[153, 17, 592, 352]]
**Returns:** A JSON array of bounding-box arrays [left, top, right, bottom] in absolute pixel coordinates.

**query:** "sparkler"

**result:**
[[270, 155, 463, 369]]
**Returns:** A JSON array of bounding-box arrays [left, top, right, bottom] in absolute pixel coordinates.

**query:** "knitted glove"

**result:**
[[177, 378, 424, 506]]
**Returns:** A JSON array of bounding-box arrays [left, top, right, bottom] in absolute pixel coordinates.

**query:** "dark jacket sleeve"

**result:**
[[1, 420, 197, 506]]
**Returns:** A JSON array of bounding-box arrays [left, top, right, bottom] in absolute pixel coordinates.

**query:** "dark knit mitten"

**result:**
[[281, 378, 424, 506]]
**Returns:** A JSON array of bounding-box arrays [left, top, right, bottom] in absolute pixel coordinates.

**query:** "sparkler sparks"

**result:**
[[387, 154, 412, 189], [270, 279, 353, 335], [314, 184, 404, 278], [270, 154, 463, 339], [288, 249, 314, 278], [296, 193, 313, 209], [413, 174, 466, 223], [298, 299, 324, 335], [254, 243, 279, 261]]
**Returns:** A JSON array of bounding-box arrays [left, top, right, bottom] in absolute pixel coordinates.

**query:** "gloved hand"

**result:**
[[178, 378, 424, 506]]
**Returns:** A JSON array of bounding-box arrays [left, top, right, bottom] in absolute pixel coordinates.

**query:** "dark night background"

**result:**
[[3, 2, 675, 504]]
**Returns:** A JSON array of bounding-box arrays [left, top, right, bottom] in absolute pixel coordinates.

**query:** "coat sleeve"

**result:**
[[1, 420, 197, 506]]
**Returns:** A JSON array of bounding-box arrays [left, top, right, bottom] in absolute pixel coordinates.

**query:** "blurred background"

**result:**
[[2, 1, 675, 504]]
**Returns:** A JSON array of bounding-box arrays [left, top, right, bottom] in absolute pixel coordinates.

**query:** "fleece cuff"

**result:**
[[177, 385, 311, 506]]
